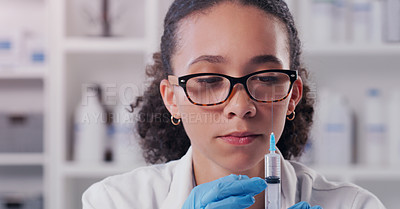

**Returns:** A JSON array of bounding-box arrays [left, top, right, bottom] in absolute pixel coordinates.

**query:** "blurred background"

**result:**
[[0, 0, 399, 208]]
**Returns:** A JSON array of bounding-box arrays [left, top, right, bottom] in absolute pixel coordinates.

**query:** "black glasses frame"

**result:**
[[168, 69, 298, 106]]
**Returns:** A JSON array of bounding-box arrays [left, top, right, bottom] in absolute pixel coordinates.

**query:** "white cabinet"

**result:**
[[0, 0, 49, 208], [2, 0, 399, 208], [47, 0, 400, 208], [304, 47, 400, 209], [48, 0, 173, 208], [290, 1, 400, 208]]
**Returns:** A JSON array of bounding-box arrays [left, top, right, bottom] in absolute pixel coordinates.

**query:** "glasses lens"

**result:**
[[186, 75, 230, 105], [247, 72, 291, 102]]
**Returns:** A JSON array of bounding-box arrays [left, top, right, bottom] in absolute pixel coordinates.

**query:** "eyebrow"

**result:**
[[189, 55, 226, 66], [188, 54, 283, 68], [248, 55, 283, 66]]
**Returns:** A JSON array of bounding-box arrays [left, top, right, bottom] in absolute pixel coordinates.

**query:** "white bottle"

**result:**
[[388, 91, 400, 166], [383, 0, 400, 42], [311, 0, 334, 43], [364, 88, 387, 165], [297, 0, 313, 43], [314, 90, 353, 166], [332, 0, 348, 43], [112, 103, 145, 166], [74, 84, 107, 164], [351, 0, 372, 43], [0, 29, 21, 69], [370, 0, 383, 43]]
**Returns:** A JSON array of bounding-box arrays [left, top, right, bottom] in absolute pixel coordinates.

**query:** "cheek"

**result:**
[[272, 99, 289, 116], [179, 106, 222, 151], [174, 87, 188, 106], [175, 90, 219, 138], [271, 100, 290, 141], [175, 87, 224, 123]]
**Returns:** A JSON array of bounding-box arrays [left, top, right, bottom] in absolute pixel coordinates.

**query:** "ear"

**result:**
[[287, 77, 303, 115], [160, 79, 180, 118]]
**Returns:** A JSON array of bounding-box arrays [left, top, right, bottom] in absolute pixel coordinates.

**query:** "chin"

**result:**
[[222, 153, 263, 173]]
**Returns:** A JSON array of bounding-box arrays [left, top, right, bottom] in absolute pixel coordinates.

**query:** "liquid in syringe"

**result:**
[[265, 132, 281, 209]]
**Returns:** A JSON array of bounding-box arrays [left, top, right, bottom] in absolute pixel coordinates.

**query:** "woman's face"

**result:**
[[161, 3, 302, 173]]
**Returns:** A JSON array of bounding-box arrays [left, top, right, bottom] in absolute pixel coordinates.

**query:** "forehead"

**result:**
[[171, 2, 290, 75]]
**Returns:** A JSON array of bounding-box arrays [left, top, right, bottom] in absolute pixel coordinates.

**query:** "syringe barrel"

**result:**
[[265, 152, 281, 209], [266, 181, 281, 209], [265, 152, 281, 178]]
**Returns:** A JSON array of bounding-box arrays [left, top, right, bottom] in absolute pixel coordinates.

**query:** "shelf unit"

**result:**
[[62, 162, 147, 178], [310, 165, 400, 182], [0, 64, 48, 209], [0, 70, 45, 80], [48, 0, 174, 208], [0, 0, 49, 208], [47, 0, 400, 209], [63, 37, 148, 53], [0, 0, 394, 208], [304, 43, 400, 55], [295, 1, 400, 208], [0, 153, 45, 166]]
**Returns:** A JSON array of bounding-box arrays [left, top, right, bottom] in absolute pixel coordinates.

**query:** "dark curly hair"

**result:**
[[132, 0, 314, 164]]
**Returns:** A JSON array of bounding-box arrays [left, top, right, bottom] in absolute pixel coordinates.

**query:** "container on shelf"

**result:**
[[111, 103, 145, 166], [383, 0, 400, 42], [0, 112, 43, 153], [332, 0, 349, 43], [388, 90, 400, 166], [0, 28, 46, 73], [0, 30, 21, 70], [351, 0, 373, 43], [370, 0, 383, 43], [0, 192, 43, 209], [21, 33, 46, 67], [73, 83, 107, 164], [311, 0, 334, 43], [364, 88, 387, 166], [312, 89, 354, 166]]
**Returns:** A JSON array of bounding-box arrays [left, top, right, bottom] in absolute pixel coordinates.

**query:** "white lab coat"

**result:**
[[82, 147, 386, 209]]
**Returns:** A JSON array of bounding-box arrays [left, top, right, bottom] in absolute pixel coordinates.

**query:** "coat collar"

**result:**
[[159, 147, 298, 208], [160, 147, 194, 209], [278, 149, 298, 208]]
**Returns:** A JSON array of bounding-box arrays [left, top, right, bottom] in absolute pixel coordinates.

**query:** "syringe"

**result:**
[[265, 132, 281, 209]]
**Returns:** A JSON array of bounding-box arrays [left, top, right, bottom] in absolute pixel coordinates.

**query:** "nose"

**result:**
[[223, 84, 256, 119]]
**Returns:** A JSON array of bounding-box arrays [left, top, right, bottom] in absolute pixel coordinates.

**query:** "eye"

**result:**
[[194, 76, 224, 84], [251, 75, 278, 83]]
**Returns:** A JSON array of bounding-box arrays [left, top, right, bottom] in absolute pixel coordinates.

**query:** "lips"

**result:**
[[218, 132, 261, 145]]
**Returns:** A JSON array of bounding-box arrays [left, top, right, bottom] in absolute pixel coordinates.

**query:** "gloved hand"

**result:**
[[289, 201, 323, 209], [182, 174, 267, 209]]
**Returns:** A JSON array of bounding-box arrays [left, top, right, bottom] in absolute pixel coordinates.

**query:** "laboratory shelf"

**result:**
[[63, 37, 148, 53], [0, 69, 45, 80], [311, 165, 400, 181], [62, 162, 147, 178], [303, 43, 400, 56], [0, 153, 45, 166]]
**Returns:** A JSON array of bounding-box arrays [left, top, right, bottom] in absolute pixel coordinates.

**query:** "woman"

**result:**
[[82, 0, 385, 208]]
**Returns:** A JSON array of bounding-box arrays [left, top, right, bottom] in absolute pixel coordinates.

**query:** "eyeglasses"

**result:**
[[168, 69, 298, 106]]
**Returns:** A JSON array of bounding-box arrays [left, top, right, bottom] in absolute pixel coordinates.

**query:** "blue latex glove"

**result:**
[[182, 174, 267, 209], [289, 201, 323, 209]]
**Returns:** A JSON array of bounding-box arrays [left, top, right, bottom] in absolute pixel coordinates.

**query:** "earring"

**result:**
[[287, 111, 295, 121], [171, 115, 181, 125]]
